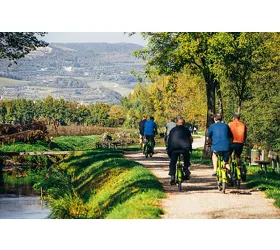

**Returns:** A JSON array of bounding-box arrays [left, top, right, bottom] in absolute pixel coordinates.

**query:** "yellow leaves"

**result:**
[[134, 72, 207, 127]]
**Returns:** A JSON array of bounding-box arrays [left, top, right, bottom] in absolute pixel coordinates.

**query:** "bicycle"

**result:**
[[229, 152, 241, 188], [175, 154, 190, 192], [176, 154, 184, 191], [143, 137, 153, 158], [216, 152, 228, 194]]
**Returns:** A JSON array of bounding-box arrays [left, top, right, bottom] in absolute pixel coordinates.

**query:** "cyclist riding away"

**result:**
[[138, 115, 147, 149], [206, 113, 233, 177], [228, 113, 247, 168], [144, 116, 157, 154], [164, 117, 176, 149], [168, 117, 193, 185]]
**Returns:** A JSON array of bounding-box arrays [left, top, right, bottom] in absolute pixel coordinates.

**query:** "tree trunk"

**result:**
[[237, 97, 242, 114], [202, 80, 217, 159], [216, 82, 224, 115]]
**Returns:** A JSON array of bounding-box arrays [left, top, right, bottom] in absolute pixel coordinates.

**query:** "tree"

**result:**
[[108, 105, 126, 126], [209, 32, 279, 114], [0, 32, 48, 64], [133, 32, 220, 128]]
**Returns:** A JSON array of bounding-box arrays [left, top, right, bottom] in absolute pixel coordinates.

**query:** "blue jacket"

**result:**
[[144, 120, 157, 136], [207, 122, 232, 152]]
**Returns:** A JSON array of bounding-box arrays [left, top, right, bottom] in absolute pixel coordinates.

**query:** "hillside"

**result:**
[[0, 43, 144, 104]]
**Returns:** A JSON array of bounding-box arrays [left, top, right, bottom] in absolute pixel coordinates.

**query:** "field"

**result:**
[[0, 77, 29, 86]]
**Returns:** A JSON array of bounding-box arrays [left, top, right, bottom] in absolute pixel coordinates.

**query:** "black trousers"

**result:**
[[168, 149, 190, 176], [145, 135, 155, 149]]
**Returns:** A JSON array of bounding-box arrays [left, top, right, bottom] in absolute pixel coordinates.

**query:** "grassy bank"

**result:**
[[246, 166, 280, 208], [0, 135, 101, 187], [0, 135, 101, 165], [36, 149, 166, 219]]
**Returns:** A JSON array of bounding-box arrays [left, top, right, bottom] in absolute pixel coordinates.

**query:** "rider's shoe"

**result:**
[[183, 168, 191, 180], [170, 175, 176, 185], [212, 171, 217, 176]]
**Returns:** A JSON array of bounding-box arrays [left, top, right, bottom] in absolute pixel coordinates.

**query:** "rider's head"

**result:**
[[142, 115, 147, 120], [232, 113, 240, 120], [150, 116, 154, 121], [214, 113, 223, 122], [177, 118, 185, 126]]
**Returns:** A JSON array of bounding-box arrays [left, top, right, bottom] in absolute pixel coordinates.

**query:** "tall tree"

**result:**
[[209, 32, 278, 114], [133, 32, 220, 127]]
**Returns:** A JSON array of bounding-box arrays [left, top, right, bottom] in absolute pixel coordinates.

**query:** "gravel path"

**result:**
[[124, 137, 280, 219]]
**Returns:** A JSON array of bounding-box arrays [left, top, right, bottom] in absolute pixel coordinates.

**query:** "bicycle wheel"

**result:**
[[222, 182, 226, 193], [218, 181, 222, 191], [178, 181, 182, 192], [236, 179, 241, 189]]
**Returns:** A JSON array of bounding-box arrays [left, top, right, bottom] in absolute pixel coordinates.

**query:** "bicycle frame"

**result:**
[[143, 137, 153, 158], [176, 154, 184, 191], [230, 152, 241, 188], [216, 153, 227, 193]]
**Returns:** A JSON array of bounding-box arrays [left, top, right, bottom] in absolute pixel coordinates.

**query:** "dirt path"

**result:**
[[124, 137, 280, 219]]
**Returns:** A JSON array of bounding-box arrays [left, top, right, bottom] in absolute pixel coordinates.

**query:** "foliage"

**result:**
[[35, 149, 166, 219], [209, 32, 279, 114], [121, 73, 207, 128], [132, 32, 280, 150], [0, 97, 126, 127], [0, 32, 48, 64]]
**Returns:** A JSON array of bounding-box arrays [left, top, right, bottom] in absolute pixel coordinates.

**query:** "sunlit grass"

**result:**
[[37, 149, 166, 219], [246, 165, 280, 208]]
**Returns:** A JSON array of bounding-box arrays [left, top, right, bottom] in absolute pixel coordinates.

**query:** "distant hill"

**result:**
[[0, 42, 144, 104]]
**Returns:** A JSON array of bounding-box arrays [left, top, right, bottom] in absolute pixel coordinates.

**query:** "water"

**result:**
[[0, 172, 51, 219], [0, 195, 50, 219]]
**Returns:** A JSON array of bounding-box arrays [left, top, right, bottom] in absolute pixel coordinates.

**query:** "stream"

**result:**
[[0, 170, 51, 219]]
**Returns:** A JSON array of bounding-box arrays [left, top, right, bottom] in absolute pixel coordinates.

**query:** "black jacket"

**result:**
[[139, 120, 146, 135], [168, 125, 192, 152]]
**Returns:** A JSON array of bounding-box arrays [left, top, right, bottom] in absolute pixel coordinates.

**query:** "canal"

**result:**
[[0, 167, 51, 219]]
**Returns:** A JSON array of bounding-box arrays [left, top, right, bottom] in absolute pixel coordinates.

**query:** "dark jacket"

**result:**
[[168, 125, 192, 152], [139, 120, 146, 135]]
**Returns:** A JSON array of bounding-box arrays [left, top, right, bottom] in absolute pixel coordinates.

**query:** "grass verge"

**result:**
[[35, 149, 166, 219], [246, 166, 280, 208], [191, 148, 212, 165], [0, 135, 101, 165]]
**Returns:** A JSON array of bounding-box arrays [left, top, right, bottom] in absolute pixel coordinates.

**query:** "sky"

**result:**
[[42, 32, 147, 46]]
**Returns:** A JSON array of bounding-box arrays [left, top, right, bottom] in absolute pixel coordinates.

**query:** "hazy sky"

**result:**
[[42, 32, 147, 46]]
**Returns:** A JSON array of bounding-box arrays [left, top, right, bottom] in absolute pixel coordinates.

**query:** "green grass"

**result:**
[[0, 135, 101, 165], [37, 149, 166, 219], [246, 166, 280, 208], [191, 148, 212, 165], [51, 135, 100, 151]]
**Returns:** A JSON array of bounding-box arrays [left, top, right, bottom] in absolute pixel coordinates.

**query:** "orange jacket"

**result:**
[[228, 120, 247, 143]]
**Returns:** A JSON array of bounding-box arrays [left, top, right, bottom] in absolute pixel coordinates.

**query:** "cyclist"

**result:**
[[144, 116, 157, 153], [206, 113, 233, 176], [167, 117, 193, 185], [138, 115, 147, 149], [164, 117, 176, 149], [228, 113, 247, 168]]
